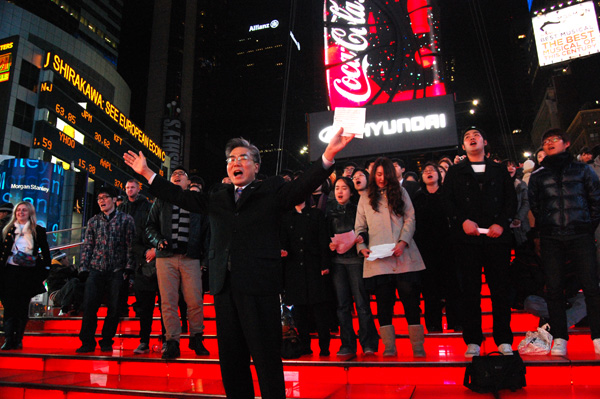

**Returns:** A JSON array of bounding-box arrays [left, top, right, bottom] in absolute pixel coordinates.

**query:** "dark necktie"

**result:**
[[235, 187, 243, 202]]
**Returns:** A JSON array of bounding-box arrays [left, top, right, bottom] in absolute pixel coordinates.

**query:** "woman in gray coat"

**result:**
[[355, 157, 426, 357]]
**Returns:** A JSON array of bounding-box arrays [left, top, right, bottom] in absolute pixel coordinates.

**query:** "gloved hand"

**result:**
[[157, 239, 169, 251]]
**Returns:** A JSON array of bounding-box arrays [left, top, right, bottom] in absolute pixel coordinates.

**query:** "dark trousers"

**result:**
[[214, 278, 285, 399], [541, 234, 600, 340], [455, 241, 513, 346], [421, 248, 461, 331], [373, 271, 422, 326], [331, 262, 379, 352], [2, 292, 30, 345], [79, 269, 127, 347], [293, 303, 331, 353], [135, 288, 160, 344]]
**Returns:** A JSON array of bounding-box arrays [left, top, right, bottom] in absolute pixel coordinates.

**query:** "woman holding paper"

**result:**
[[326, 176, 379, 359], [355, 157, 426, 357]]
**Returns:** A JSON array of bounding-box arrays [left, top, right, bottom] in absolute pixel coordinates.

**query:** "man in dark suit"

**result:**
[[442, 127, 517, 358], [124, 129, 352, 399]]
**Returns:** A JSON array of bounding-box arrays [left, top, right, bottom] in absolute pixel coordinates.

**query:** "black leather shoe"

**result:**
[[100, 344, 113, 352], [193, 334, 209, 356], [76, 344, 96, 353], [162, 340, 180, 360], [1, 339, 15, 350]]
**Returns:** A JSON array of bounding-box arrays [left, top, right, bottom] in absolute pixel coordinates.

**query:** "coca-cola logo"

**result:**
[[325, 0, 374, 108]]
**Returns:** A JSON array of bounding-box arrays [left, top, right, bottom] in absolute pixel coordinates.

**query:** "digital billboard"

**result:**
[[35, 50, 168, 192], [0, 158, 65, 244], [323, 0, 446, 109], [308, 94, 457, 161], [532, 1, 600, 67], [0, 36, 18, 147]]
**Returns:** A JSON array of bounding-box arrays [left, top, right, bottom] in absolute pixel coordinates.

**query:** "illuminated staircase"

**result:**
[[1, 282, 600, 398]]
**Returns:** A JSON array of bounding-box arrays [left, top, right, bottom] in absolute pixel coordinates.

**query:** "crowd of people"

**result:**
[[2, 126, 600, 399]]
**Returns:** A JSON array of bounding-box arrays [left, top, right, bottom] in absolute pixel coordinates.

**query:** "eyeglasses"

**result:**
[[226, 154, 252, 164], [171, 170, 187, 177], [543, 136, 563, 145], [422, 168, 438, 174], [97, 195, 112, 201]]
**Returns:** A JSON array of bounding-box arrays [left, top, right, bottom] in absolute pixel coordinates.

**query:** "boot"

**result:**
[[13, 318, 28, 350], [192, 333, 209, 356], [380, 325, 397, 357], [1, 318, 15, 350], [408, 324, 426, 357]]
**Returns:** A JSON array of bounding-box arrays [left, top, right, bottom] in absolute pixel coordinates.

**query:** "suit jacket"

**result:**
[[149, 161, 333, 296], [442, 158, 517, 244]]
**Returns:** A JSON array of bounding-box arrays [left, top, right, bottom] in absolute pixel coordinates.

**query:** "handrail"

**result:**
[[49, 242, 85, 252], [46, 226, 86, 235]]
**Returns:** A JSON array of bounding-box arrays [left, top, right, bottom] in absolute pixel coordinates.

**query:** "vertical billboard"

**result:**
[[324, 0, 445, 109], [0, 159, 65, 244], [0, 36, 19, 145], [532, 1, 600, 67]]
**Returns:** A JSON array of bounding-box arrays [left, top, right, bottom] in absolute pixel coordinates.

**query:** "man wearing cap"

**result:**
[[442, 127, 517, 357], [145, 166, 209, 359], [76, 186, 136, 353]]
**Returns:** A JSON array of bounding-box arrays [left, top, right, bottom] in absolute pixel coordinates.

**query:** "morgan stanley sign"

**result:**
[[308, 95, 458, 161]]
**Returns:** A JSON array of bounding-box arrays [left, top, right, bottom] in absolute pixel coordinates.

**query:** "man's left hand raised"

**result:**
[[323, 128, 354, 161]]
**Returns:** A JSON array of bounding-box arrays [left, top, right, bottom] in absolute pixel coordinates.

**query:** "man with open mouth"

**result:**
[[124, 128, 353, 399]]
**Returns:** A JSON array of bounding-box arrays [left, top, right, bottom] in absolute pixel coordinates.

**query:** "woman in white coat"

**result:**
[[355, 157, 426, 357]]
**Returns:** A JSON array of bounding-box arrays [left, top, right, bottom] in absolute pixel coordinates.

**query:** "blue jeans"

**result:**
[[540, 234, 600, 340], [524, 293, 587, 328], [79, 269, 127, 347], [331, 262, 379, 352]]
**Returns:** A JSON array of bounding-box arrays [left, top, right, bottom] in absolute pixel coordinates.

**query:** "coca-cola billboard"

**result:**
[[324, 0, 446, 109]]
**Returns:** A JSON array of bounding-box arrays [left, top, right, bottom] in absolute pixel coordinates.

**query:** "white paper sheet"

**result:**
[[332, 230, 357, 254], [332, 107, 366, 139], [365, 243, 396, 261], [477, 228, 489, 235]]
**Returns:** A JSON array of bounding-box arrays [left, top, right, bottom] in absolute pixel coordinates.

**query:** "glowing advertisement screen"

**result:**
[[308, 94, 457, 161], [532, 1, 600, 67], [324, 0, 446, 109], [0, 159, 65, 244]]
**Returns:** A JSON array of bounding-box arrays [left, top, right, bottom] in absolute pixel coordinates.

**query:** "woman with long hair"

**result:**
[[0, 202, 51, 350], [355, 158, 426, 357]]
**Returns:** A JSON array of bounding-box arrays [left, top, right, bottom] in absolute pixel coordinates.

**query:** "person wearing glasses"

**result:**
[[529, 128, 600, 356], [145, 166, 210, 359], [123, 128, 352, 399], [76, 186, 136, 353]]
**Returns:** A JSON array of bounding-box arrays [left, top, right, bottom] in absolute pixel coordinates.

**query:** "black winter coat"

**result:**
[[442, 158, 517, 244], [280, 207, 332, 305], [528, 152, 600, 237], [119, 196, 155, 291], [0, 224, 51, 299], [325, 202, 363, 264]]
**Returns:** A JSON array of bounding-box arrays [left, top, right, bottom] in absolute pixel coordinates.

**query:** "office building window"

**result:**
[[9, 141, 30, 158], [13, 100, 35, 132], [19, 60, 40, 92]]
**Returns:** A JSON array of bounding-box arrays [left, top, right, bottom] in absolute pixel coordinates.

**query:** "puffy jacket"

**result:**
[[528, 152, 600, 237]]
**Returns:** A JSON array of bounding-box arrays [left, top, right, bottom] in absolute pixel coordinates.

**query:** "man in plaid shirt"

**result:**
[[76, 186, 136, 353]]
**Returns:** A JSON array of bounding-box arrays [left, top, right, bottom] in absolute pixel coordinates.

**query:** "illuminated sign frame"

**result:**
[[532, 1, 600, 67], [323, 0, 446, 109], [42, 52, 166, 161], [308, 95, 457, 160]]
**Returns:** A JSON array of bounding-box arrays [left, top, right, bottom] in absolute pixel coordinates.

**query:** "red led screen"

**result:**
[[324, 0, 446, 109]]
